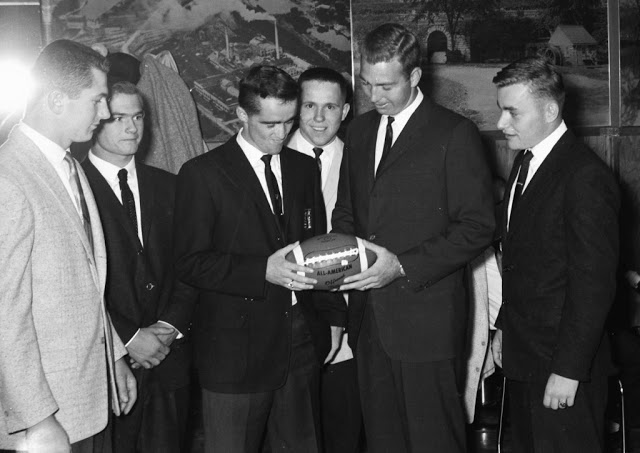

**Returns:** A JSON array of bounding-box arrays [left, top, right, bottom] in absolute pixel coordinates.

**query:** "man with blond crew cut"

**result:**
[[286, 67, 362, 453]]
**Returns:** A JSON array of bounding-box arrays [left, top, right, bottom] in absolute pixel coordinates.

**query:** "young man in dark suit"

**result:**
[[82, 81, 196, 452], [286, 67, 362, 453], [331, 23, 495, 452], [491, 57, 620, 452], [173, 65, 345, 453]]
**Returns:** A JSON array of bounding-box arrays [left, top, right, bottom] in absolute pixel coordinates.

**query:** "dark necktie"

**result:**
[[312, 147, 324, 174], [376, 116, 394, 176], [511, 150, 533, 211], [64, 152, 93, 253], [118, 169, 139, 237], [261, 154, 284, 223]]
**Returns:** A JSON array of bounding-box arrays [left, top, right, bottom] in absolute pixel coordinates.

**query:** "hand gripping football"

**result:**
[[285, 233, 377, 290]]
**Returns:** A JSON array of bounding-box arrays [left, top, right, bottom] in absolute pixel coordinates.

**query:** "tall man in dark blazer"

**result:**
[[491, 57, 619, 452], [331, 24, 495, 452], [82, 81, 196, 452], [174, 65, 345, 453]]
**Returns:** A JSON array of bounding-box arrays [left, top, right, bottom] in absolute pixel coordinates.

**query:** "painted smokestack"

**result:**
[[225, 27, 231, 59], [274, 19, 280, 60]]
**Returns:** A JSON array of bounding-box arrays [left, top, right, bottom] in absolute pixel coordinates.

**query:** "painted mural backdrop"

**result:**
[[44, 0, 352, 142], [351, 0, 610, 130], [621, 0, 640, 126]]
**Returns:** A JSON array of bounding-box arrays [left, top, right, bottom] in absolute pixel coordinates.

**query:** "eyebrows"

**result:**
[[258, 115, 296, 125]]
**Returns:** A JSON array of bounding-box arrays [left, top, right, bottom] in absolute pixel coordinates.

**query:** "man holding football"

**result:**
[[173, 65, 345, 453], [331, 23, 495, 452]]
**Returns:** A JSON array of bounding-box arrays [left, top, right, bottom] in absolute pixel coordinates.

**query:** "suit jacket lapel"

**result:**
[[137, 164, 153, 248], [362, 114, 379, 193], [507, 131, 575, 237], [374, 98, 430, 179], [219, 140, 284, 240], [281, 150, 295, 241], [16, 132, 95, 262]]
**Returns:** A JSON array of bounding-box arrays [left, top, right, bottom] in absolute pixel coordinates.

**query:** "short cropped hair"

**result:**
[[297, 67, 351, 104], [493, 57, 565, 111], [30, 39, 109, 103], [361, 23, 421, 78], [109, 81, 143, 106], [238, 65, 299, 115]]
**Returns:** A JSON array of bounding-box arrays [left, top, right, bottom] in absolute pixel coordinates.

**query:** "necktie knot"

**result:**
[[312, 147, 324, 159], [261, 154, 272, 166], [387, 116, 395, 127], [118, 168, 128, 182]]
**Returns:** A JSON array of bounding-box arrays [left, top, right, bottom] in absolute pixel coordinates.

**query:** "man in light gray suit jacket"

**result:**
[[0, 40, 137, 453]]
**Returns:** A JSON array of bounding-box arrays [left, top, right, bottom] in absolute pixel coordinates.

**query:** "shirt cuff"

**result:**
[[125, 328, 141, 347], [157, 320, 183, 339]]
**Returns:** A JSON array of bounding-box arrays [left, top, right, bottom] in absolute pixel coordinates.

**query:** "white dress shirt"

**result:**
[[507, 121, 568, 228], [374, 88, 424, 174], [287, 129, 340, 190], [88, 151, 143, 245], [237, 129, 297, 306], [19, 122, 83, 218]]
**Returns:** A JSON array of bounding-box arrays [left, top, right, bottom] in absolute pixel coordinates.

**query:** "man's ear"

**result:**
[[409, 67, 422, 88], [341, 103, 351, 122], [545, 100, 560, 124], [236, 105, 248, 123], [47, 90, 65, 114]]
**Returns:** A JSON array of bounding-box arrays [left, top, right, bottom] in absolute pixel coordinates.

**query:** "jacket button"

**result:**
[[284, 311, 289, 317], [137, 249, 143, 255], [146, 282, 155, 290], [502, 299, 508, 305], [369, 234, 376, 241]]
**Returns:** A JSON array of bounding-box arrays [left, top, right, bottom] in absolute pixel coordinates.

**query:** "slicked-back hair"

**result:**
[[361, 23, 421, 78], [109, 80, 143, 107], [298, 67, 351, 104], [238, 65, 299, 115], [493, 57, 565, 111], [30, 39, 109, 105]]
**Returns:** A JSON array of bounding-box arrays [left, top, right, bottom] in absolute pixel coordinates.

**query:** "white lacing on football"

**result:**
[[303, 247, 359, 266]]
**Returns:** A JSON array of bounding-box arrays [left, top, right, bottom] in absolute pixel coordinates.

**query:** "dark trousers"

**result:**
[[321, 359, 363, 453], [111, 363, 190, 453], [202, 304, 321, 453], [507, 376, 607, 453], [71, 425, 112, 453], [356, 306, 466, 453]]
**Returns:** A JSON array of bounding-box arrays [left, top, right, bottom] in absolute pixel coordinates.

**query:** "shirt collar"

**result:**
[[383, 88, 424, 126], [529, 120, 568, 162], [289, 129, 340, 159], [19, 122, 67, 167], [236, 128, 280, 168], [88, 150, 137, 187]]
